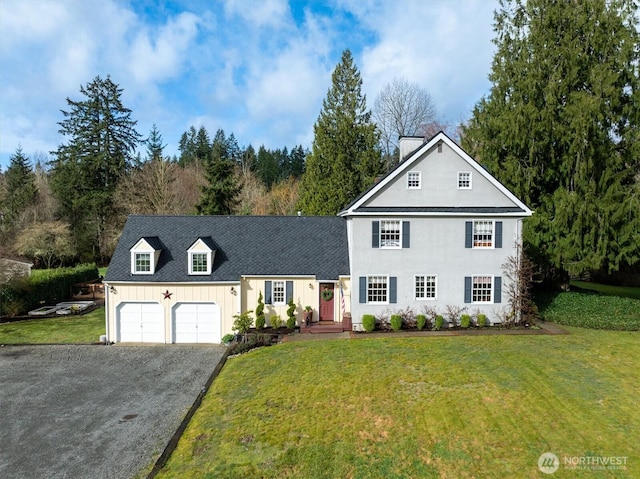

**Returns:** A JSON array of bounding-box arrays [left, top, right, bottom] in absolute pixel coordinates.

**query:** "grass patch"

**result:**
[[0, 307, 105, 344], [156, 330, 640, 478], [570, 280, 640, 300], [537, 289, 640, 330]]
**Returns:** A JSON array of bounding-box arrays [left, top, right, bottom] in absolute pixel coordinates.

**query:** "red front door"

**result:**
[[319, 283, 335, 321]]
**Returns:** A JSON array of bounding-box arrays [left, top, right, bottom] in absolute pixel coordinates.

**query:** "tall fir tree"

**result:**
[[50, 75, 141, 263], [1, 147, 37, 239], [197, 128, 241, 215], [462, 0, 640, 283], [297, 49, 382, 215], [145, 124, 166, 162]]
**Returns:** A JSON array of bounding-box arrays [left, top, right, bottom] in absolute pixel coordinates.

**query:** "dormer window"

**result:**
[[134, 253, 151, 273], [188, 238, 215, 275], [130, 237, 162, 275]]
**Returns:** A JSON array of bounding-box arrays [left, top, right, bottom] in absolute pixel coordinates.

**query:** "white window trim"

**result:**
[[379, 220, 402, 249], [272, 280, 286, 305], [415, 274, 437, 301], [458, 171, 472, 190], [367, 274, 389, 305], [131, 251, 154, 275], [188, 251, 211, 275], [472, 274, 494, 304], [407, 171, 421, 189], [473, 220, 495, 249]]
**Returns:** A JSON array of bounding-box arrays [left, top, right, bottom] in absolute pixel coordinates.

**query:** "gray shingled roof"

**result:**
[[105, 215, 350, 283]]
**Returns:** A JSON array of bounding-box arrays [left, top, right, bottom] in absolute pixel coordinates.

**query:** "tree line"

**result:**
[[1, 0, 638, 287]]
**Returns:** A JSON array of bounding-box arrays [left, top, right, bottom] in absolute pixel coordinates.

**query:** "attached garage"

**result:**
[[117, 302, 165, 343], [172, 302, 221, 343]]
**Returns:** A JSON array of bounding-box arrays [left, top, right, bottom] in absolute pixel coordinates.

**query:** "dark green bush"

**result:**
[[390, 314, 402, 331], [0, 264, 99, 316], [362, 314, 376, 332], [434, 315, 444, 331], [477, 313, 487, 327], [460, 314, 471, 328], [255, 291, 265, 329], [286, 298, 297, 329], [416, 314, 427, 330]]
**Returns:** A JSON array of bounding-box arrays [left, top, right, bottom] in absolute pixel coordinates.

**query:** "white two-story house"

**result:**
[[104, 132, 531, 343], [339, 132, 533, 329]]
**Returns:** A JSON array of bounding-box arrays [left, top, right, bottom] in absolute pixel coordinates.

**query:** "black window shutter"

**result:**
[[286, 281, 293, 303], [372, 221, 379, 248], [265, 281, 272, 304], [495, 221, 503, 248], [464, 277, 472, 303], [359, 277, 367, 303], [389, 277, 397, 303], [465, 221, 473, 248], [402, 221, 410, 248], [494, 276, 502, 303]]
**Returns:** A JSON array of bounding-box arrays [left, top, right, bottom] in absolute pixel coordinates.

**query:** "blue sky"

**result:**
[[0, 0, 499, 170]]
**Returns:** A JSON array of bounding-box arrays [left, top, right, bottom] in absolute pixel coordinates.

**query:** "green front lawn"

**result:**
[[0, 306, 105, 344], [156, 329, 640, 478]]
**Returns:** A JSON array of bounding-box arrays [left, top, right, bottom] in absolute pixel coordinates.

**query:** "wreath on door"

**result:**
[[321, 289, 334, 301]]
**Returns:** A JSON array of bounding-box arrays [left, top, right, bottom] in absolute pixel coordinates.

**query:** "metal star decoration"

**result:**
[[162, 290, 172, 299]]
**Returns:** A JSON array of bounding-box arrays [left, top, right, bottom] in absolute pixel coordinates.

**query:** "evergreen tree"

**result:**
[[289, 145, 306, 178], [462, 0, 640, 283], [145, 124, 166, 162], [1, 146, 37, 231], [297, 49, 382, 215], [197, 128, 241, 215], [256, 145, 279, 188], [178, 126, 198, 167], [50, 75, 141, 263]]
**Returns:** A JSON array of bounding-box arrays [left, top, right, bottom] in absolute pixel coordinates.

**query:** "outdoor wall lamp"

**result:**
[[109, 285, 117, 294], [230, 286, 237, 295]]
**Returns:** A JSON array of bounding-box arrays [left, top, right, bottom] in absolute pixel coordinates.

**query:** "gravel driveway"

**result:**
[[0, 344, 226, 479]]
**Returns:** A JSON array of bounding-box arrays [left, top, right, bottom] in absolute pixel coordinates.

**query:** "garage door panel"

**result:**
[[117, 303, 165, 343], [173, 303, 220, 343]]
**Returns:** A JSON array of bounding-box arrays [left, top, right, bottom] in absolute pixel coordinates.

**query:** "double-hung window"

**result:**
[[272, 280, 286, 305], [134, 253, 151, 273], [190, 253, 208, 273], [380, 220, 401, 248], [472, 276, 493, 303], [415, 275, 437, 300], [367, 275, 388, 304], [473, 220, 494, 248]]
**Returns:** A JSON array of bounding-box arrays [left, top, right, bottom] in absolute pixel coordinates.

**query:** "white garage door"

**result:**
[[117, 302, 165, 343], [173, 303, 221, 343]]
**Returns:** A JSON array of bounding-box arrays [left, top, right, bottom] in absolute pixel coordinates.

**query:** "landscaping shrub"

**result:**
[[232, 310, 254, 334], [270, 314, 283, 330], [390, 314, 402, 331], [477, 313, 487, 327], [434, 315, 444, 331], [221, 333, 235, 344], [286, 298, 296, 329], [228, 333, 272, 355], [362, 314, 376, 332], [416, 314, 427, 330], [460, 314, 471, 329], [255, 291, 265, 329]]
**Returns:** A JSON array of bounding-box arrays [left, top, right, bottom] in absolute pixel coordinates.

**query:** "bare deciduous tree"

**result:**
[[373, 78, 438, 168], [16, 221, 75, 268]]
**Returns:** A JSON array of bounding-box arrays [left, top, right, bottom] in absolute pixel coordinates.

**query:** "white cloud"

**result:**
[[128, 12, 199, 84]]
